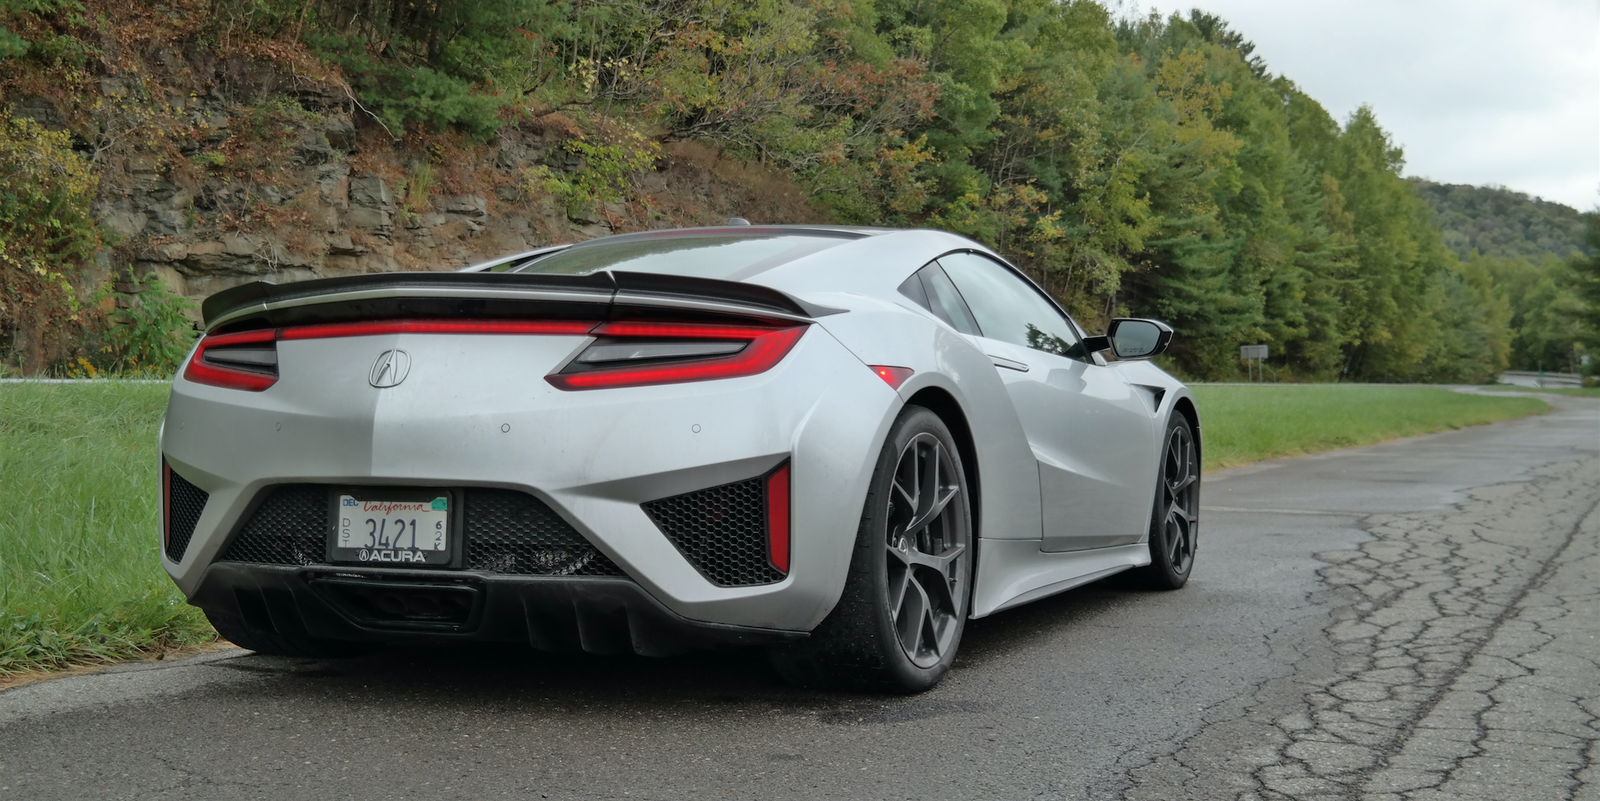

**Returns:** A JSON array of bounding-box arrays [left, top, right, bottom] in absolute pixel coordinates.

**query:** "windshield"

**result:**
[[510, 234, 846, 280]]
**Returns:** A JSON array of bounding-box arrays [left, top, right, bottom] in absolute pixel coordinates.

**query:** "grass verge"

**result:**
[[1192, 385, 1549, 471], [0, 383, 213, 676]]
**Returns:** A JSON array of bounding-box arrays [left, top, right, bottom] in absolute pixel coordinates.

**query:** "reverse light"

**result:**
[[766, 463, 791, 574], [869, 365, 914, 390], [548, 321, 808, 391]]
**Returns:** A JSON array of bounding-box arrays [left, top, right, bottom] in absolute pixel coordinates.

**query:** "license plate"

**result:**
[[329, 493, 453, 566]]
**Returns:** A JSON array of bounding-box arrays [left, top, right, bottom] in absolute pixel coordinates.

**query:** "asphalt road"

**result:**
[[2, 391, 1596, 801]]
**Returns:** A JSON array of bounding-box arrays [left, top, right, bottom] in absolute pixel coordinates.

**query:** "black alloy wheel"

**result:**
[[885, 429, 970, 669], [768, 405, 972, 692], [1139, 414, 1199, 589]]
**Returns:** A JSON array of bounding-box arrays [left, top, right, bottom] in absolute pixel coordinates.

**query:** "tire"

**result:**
[[769, 405, 973, 693], [1138, 413, 1199, 590], [205, 610, 379, 659]]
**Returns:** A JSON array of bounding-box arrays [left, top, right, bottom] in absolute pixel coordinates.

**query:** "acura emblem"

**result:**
[[369, 349, 411, 388]]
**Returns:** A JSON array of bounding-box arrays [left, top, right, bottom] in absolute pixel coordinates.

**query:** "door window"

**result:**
[[936, 252, 1078, 357]]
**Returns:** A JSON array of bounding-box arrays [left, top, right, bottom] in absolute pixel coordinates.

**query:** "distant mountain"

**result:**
[[1413, 180, 1593, 262]]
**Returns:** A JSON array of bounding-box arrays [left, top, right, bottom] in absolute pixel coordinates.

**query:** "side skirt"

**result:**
[[970, 541, 1150, 618]]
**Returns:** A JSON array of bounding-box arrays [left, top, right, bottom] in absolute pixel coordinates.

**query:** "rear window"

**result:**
[[510, 234, 847, 280]]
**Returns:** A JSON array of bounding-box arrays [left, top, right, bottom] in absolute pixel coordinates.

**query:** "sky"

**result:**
[[1130, 0, 1600, 211]]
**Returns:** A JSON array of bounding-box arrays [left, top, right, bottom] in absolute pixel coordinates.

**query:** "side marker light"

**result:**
[[869, 365, 914, 390]]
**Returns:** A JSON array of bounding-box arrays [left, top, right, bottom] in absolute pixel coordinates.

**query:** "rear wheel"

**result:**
[[205, 610, 379, 658], [1138, 414, 1199, 590], [769, 406, 972, 693]]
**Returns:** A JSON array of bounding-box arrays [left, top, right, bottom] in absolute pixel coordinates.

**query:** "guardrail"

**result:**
[[1499, 371, 1584, 389]]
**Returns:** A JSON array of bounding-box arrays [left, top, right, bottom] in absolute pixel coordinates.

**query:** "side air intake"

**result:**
[[642, 465, 789, 587]]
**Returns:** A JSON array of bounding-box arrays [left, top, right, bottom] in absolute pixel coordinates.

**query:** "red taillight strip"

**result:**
[[160, 457, 172, 549], [766, 463, 791, 574], [183, 319, 602, 391], [279, 319, 597, 340], [183, 318, 805, 393], [593, 321, 787, 340], [547, 326, 807, 390]]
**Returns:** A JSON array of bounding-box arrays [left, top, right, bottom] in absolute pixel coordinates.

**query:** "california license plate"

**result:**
[[329, 492, 454, 566]]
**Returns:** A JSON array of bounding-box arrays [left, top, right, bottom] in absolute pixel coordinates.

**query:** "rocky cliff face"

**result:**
[[10, 42, 824, 330]]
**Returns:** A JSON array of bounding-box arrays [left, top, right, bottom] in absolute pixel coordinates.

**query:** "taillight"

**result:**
[[547, 321, 807, 391], [183, 330, 279, 391], [182, 317, 805, 393], [183, 319, 601, 391]]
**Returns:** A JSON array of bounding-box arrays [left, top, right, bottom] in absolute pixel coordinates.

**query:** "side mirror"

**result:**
[[1082, 318, 1174, 360]]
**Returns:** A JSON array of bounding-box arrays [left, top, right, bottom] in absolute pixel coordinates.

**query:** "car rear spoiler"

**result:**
[[201, 271, 843, 333]]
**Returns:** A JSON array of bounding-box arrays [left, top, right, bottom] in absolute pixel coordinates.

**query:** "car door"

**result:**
[[929, 252, 1159, 552]]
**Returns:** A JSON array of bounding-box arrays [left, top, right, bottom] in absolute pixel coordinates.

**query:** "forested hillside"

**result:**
[[1408, 181, 1592, 374], [1, 0, 1594, 381], [1415, 180, 1591, 262]]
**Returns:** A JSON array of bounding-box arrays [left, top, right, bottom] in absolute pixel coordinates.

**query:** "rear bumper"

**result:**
[[160, 326, 901, 632], [192, 562, 806, 656]]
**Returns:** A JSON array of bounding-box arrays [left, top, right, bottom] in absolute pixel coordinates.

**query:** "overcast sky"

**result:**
[[1128, 0, 1599, 211]]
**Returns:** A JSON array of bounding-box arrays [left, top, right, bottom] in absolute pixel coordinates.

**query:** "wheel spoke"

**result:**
[[892, 477, 917, 515], [897, 576, 929, 656], [919, 588, 941, 658], [905, 541, 965, 576], [888, 562, 911, 620], [903, 484, 958, 537], [1171, 471, 1197, 493], [918, 443, 941, 517]]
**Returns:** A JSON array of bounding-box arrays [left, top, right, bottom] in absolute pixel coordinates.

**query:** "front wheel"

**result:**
[[1138, 413, 1199, 590], [769, 406, 973, 693]]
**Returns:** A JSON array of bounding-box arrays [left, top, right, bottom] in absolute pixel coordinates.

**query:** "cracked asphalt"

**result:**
[[1, 391, 1595, 800]]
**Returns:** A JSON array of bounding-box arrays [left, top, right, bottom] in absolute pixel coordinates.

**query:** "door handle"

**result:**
[[989, 354, 1029, 372]]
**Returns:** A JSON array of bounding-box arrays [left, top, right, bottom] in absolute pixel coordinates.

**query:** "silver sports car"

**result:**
[[160, 224, 1200, 692]]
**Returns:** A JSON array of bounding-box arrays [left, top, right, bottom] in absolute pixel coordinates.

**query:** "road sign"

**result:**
[[1240, 345, 1269, 360]]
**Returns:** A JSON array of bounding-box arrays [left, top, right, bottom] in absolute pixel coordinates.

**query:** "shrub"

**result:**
[[0, 113, 105, 372], [104, 269, 198, 376]]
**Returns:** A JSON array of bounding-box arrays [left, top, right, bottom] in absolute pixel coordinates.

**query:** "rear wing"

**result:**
[[201, 270, 842, 334]]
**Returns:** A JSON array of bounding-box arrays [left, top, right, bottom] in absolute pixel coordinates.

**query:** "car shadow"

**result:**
[[207, 572, 1160, 710]]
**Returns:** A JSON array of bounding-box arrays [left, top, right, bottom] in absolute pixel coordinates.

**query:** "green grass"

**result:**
[[1192, 385, 1550, 471], [1478, 385, 1600, 397], [0, 381, 1554, 676], [0, 383, 212, 675]]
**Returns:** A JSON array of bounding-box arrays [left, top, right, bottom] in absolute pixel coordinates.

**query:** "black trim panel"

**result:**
[[190, 563, 806, 656]]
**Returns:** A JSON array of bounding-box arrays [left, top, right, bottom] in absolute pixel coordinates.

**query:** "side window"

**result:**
[[918, 264, 981, 336], [897, 263, 980, 336], [936, 252, 1079, 357]]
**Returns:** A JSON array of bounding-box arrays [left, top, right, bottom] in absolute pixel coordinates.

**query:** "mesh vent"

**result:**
[[643, 475, 783, 587], [220, 484, 327, 566], [218, 485, 626, 577], [166, 469, 209, 563], [463, 488, 625, 576]]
